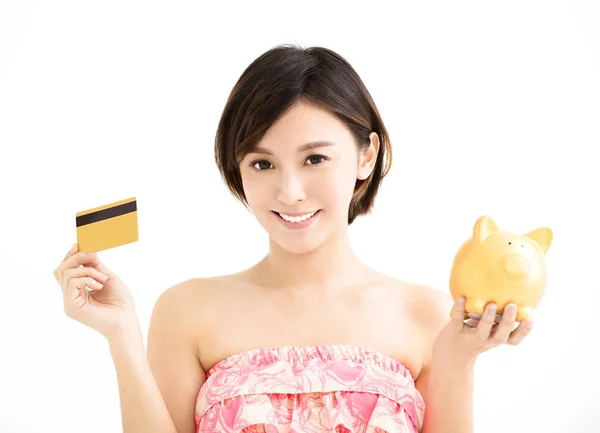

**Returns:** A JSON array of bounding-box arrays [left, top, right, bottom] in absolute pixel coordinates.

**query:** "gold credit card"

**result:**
[[75, 197, 139, 253]]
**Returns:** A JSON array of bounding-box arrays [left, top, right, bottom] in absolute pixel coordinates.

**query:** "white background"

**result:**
[[1, 1, 599, 432]]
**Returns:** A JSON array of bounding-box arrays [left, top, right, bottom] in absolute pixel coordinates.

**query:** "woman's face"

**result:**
[[239, 101, 379, 254]]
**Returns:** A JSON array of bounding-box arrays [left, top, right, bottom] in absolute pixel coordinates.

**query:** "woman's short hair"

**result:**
[[214, 44, 392, 225]]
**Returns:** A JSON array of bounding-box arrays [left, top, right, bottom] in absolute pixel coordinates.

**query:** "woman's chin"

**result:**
[[271, 237, 322, 255]]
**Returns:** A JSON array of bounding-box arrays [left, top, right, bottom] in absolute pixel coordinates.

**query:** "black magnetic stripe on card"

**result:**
[[76, 201, 137, 227]]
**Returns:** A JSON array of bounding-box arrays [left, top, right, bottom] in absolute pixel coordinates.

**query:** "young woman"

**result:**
[[53, 44, 534, 433]]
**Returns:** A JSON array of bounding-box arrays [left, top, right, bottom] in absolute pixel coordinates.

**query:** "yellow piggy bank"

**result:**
[[449, 215, 553, 322]]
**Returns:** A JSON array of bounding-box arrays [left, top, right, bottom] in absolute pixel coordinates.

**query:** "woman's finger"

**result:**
[[63, 276, 101, 317], [491, 304, 518, 342], [507, 318, 534, 345], [67, 276, 104, 293], [63, 244, 79, 260], [474, 303, 497, 341], [62, 266, 108, 293], [54, 244, 79, 282], [56, 252, 102, 286], [84, 253, 113, 279], [450, 297, 466, 332]]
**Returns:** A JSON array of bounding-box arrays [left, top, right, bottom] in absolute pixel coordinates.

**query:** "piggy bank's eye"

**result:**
[[508, 242, 512, 245], [521, 244, 524, 248]]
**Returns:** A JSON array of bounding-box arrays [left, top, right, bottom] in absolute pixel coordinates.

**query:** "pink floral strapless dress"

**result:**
[[194, 345, 425, 432]]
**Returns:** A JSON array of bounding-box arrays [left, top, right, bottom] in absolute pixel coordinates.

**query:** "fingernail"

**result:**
[[526, 320, 534, 329], [487, 304, 497, 314]]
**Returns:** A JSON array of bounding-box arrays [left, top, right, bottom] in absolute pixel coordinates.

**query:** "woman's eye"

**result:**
[[250, 155, 326, 171], [306, 155, 326, 165], [252, 160, 272, 170]]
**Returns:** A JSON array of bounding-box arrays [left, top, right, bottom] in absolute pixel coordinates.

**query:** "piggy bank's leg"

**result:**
[[465, 296, 486, 320], [516, 307, 533, 322], [465, 297, 487, 319], [448, 297, 493, 321]]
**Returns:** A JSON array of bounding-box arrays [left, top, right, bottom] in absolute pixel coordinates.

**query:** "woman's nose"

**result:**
[[276, 172, 307, 205]]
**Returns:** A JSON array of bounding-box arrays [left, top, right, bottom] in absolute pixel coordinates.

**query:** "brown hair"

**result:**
[[214, 44, 392, 224]]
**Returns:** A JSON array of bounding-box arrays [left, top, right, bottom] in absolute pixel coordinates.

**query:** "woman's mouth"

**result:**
[[272, 210, 321, 229]]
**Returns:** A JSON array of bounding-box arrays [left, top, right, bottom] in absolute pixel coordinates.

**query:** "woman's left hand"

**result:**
[[432, 296, 535, 366]]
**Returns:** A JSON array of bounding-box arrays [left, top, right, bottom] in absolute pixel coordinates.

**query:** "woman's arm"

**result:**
[[416, 355, 476, 433], [415, 289, 475, 433], [415, 289, 533, 433], [108, 281, 206, 433]]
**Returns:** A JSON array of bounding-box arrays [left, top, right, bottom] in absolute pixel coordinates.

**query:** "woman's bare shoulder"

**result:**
[[398, 279, 453, 335], [378, 275, 453, 329], [150, 272, 248, 323]]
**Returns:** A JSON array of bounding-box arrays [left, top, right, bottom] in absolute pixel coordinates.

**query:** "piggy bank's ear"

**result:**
[[524, 227, 553, 254], [473, 215, 499, 244]]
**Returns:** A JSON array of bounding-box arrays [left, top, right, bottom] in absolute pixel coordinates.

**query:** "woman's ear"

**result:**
[[357, 132, 380, 180]]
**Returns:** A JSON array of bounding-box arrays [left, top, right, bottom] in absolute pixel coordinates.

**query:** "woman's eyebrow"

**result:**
[[250, 141, 336, 155]]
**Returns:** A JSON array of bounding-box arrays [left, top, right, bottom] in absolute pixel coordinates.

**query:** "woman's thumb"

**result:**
[[86, 253, 115, 278]]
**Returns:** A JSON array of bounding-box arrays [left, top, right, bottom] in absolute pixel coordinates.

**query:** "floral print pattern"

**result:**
[[195, 345, 425, 432]]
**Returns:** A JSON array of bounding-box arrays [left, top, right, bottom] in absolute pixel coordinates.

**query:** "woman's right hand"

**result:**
[[53, 244, 139, 341]]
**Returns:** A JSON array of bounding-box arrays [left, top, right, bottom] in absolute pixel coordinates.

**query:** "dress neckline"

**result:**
[[205, 343, 417, 380]]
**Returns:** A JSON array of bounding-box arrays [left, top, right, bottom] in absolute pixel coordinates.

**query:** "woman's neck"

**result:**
[[253, 228, 371, 291]]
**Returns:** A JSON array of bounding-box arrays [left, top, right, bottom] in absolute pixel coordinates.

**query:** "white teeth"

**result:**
[[278, 211, 317, 223]]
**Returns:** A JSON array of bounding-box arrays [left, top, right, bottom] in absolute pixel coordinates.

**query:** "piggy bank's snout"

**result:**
[[504, 255, 530, 276]]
